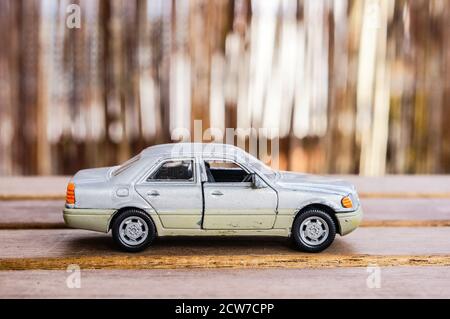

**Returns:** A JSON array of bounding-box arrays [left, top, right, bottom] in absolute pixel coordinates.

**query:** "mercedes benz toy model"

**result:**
[[63, 143, 362, 252]]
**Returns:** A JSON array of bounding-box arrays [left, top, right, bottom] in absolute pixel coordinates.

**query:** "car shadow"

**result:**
[[64, 233, 355, 256]]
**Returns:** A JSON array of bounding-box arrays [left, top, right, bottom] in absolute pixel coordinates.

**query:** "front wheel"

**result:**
[[112, 209, 156, 252], [292, 209, 336, 253]]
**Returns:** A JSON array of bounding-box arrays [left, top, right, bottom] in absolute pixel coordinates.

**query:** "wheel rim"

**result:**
[[119, 216, 148, 246], [299, 216, 329, 246]]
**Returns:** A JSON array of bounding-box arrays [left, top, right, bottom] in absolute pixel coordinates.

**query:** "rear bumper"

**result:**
[[336, 207, 363, 236], [63, 208, 116, 233]]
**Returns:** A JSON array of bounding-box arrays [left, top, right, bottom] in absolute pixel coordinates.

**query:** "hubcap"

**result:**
[[119, 216, 148, 246], [299, 216, 329, 246]]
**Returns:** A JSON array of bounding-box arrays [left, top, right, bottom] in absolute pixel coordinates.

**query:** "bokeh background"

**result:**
[[0, 0, 449, 176]]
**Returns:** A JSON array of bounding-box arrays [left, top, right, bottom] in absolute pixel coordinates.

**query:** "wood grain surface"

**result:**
[[1, 176, 450, 298], [1, 228, 450, 259], [1, 267, 449, 298]]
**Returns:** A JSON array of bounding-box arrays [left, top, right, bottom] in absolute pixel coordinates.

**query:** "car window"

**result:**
[[204, 160, 251, 183], [148, 160, 194, 182]]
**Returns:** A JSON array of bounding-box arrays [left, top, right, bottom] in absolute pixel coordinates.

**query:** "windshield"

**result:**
[[112, 155, 141, 176], [241, 152, 278, 180]]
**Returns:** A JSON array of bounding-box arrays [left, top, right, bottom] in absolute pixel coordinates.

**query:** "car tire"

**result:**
[[112, 209, 156, 252], [292, 208, 336, 253]]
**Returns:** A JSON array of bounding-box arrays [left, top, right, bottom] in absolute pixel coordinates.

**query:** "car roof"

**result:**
[[140, 143, 245, 159]]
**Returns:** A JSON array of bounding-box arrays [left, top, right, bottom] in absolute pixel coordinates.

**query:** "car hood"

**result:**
[[275, 172, 356, 195], [73, 167, 113, 184]]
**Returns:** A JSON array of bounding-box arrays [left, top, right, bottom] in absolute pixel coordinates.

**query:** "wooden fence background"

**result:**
[[0, 0, 449, 176]]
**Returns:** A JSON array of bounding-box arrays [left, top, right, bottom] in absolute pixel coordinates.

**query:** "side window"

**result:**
[[204, 160, 251, 183], [148, 160, 194, 182]]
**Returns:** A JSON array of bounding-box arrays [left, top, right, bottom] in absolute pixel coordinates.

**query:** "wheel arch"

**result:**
[[293, 203, 340, 235], [108, 206, 157, 233]]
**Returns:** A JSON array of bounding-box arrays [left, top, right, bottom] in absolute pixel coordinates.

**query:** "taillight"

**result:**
[[66, 182, 75, 205]]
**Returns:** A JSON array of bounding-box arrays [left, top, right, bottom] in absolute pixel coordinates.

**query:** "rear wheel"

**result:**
[[292, 208, 336, 253], [112, 209, 156, 252]]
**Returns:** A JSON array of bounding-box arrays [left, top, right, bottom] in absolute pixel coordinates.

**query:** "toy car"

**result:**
[[63, 143, 363, 252]]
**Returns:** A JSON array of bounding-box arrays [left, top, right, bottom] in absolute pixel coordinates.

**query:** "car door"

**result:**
[[135, 158, 203, 229], [201, 159, 277, 230]]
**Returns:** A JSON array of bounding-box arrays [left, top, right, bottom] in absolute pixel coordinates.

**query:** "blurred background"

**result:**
[[0, 0, 449, 176]]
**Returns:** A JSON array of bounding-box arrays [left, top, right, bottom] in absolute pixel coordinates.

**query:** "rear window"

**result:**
[[147, 160, 194, 182], [112, 155, 141, 176]]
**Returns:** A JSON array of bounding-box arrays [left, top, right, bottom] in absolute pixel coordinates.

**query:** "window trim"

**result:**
[[202, 157, 253, 186], [142, 158, 197, 184]]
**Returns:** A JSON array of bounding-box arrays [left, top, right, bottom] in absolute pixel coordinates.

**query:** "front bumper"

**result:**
[[63, 208, 116, 233], [336, 206, 363, 236]]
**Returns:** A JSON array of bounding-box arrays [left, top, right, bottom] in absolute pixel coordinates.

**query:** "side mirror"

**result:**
[[251, 173, 267, 189]]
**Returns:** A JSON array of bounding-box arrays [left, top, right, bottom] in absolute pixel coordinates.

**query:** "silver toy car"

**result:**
[[63, 143, 363, 252]]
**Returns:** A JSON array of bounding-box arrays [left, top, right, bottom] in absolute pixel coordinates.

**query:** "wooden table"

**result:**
[[1, 176, 450, 298]]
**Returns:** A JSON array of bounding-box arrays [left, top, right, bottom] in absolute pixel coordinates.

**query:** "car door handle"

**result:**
[[147, 190, 160, 197], [211, 190, 224, 196]]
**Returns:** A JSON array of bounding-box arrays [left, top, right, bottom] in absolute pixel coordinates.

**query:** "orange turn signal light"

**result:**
[[66, 182, 75, 205], [341, 196, 353, 208]]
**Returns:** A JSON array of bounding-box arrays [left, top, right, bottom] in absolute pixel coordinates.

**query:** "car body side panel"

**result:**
[[74, 180, 152, 211], [202, 182, 278, 230], [154, 227, 289, 237], [134, 158, 203, 229], [135, 184, 203, 229], [272, 214, 294, 230], [274, 188, 361, 235], [74, 182, 115, 209], [73, 156, 158, 210], [277, 190, 345, 215]]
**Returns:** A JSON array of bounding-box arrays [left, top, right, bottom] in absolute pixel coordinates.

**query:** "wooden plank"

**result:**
[[0, 176, 69, 199], [360, 198, 450, 220], [0, 200, 64, 228], [0, 267, 450, 299], [336, 175, 450, 196], [2, 176, 450, 199], [1, 267, 450, 298], [1, 254, 450, 271], [0, 228, 449, 261]]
